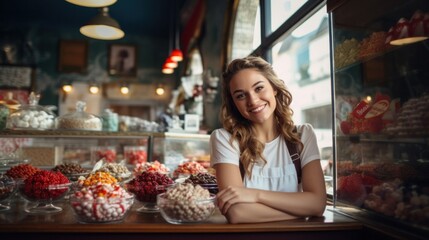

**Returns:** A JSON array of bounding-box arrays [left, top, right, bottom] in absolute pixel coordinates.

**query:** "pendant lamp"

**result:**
[[80, 7, 124, 40], [169, 0, 183, 62], [162, 64, 174, 74], [66, 0, 117, 7]]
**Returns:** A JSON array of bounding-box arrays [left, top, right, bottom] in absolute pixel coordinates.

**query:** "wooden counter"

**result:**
[[0, 199, 362, 240]]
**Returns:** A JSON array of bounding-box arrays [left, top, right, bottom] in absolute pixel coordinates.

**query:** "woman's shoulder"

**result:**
[[295, 123, 315, 134], [210, 128, 232, 140]]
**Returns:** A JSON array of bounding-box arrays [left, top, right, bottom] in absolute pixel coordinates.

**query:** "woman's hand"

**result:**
[[216, 186, 259, 214]]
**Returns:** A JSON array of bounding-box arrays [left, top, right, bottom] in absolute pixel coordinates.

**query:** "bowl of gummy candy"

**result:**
[[125, 171, 174, 212], [157, 183, 216, 224], [70, 183, 134, 223]]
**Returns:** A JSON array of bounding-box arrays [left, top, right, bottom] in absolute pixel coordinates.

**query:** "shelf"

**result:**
[[0, 129, 210, 139], [336, 134, 428, 144]]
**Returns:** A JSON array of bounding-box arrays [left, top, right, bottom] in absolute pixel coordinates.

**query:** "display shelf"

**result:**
[[0, 130, 211, 170], [329, 0, 429, 238]]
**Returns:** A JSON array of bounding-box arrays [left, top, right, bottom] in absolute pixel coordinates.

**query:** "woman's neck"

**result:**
[[252, 119, 278, 143]]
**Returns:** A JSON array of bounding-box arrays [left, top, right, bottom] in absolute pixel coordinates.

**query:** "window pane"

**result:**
[[267, 0, 307, 34], [230, 0, 260, 62], [270, 6, 332, 151]]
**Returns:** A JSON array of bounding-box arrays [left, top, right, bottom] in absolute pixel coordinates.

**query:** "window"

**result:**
[[267, 0, 308, 34], [270, 6, 332, 150]]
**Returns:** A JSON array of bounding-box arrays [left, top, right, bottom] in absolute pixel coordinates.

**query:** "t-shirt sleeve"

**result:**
[[209, 129, 240, 167], [297, 123, 321, 167]]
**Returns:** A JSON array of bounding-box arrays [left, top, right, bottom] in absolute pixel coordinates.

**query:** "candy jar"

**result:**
[[6, 92, 56, 130], [0, 103, 9, 130], [56, 101, 102, 131], [101, 108, 118, 132]]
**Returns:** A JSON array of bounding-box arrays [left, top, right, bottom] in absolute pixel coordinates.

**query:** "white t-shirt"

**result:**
[[210, 124, 320, 192]]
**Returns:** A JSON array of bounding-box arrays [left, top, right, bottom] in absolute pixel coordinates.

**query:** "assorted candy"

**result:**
[[78, 171, 118, 187], [97, 163, 131, 181], [133, 161, 170, 175], [173, 161, 207, 178], [158, 183, 215, 223], [71, 183, 134, 223], [5, 163, 40, 180], [52, 163, 88, 175], [124, 146, 147, 165], [126, 171, 173, 203], [21, 170, 70, 201], [91, 147, 117, 163], [184, 173, 218, 194]]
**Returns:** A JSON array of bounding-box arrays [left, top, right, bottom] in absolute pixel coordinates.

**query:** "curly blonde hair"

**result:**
[[221, 56, 302, 178]]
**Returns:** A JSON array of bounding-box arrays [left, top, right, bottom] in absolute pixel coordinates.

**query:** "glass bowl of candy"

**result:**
[[157, 183, 216, 224], [184, 173, 218, 194], [18, 170, 71, 214], [70, 183, 134, 223], [125, 171, 174, 212], [0, 174, 16, 211], [97, 162, 132, 182], [51, 163, 90, 182]]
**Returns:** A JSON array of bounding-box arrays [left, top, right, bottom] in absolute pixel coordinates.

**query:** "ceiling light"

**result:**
[[120, 85, 129, 95], [65, 0, 117, 7], [89, 85, 100, 94], [165, 57, 178, 68], [156, 85, 165, 96], [62, 83, 73, 93], [80, 7, 124, 40], [170, 49, 183, 62], [162, 64, 174, 74]]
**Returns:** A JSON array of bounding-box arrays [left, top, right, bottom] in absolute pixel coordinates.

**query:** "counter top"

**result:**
[[0, 200, 362, 239]]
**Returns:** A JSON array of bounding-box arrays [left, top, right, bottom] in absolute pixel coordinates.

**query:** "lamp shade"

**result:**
[[162, 64, 174, 74], [164, 57, 178, 68], [80, 7, 124, 40], [170, 49, 183, 62], [66, 0, 117, 7]]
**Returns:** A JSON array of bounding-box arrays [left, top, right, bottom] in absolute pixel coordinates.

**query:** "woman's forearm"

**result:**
[[257, 190, 326, 217], [225, 202, 299, 224]]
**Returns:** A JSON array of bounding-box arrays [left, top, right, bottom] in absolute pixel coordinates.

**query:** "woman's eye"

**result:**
[[235, 93, 244, 99], [255, 86, 263, 92]]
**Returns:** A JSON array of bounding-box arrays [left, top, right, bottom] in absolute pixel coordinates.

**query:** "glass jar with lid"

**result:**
[[0, 103, 9, 130], [6, 92, 56, 130], [56, 101, 102, 131]]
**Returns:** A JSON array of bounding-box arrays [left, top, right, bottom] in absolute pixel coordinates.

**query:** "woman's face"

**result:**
[[229, 68, 277, 125]]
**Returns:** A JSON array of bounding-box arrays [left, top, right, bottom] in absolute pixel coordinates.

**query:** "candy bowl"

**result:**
[[183, 173, 218, 194], [70, 183, 134, 223], [18, 181, 71, 214], [125, 171, 174, 213], [198, 183, 219, 194], [0, 174, 16, 211], [157, 191, 216, 224], [18, 170, 71, 214]]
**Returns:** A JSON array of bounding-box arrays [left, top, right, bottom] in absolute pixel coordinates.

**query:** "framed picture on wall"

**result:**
[[108, 44, 137, 77], [58, 40, 88, 73], [184, 114, 200, 132]]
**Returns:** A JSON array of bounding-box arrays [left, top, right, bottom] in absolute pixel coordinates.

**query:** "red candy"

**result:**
[[95, 149, 116, 163], [126, 171, 173, 203], [22, 170, 70, 200], [125, 149, 147, 165], [5, 164, 40, 180]]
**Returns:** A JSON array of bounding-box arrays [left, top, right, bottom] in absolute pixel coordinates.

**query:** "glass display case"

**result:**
[[329, 0, 428, 238], [0, 130, 210, 173]]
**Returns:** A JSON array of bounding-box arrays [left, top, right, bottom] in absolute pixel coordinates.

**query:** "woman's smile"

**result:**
[[249, 103, 267, 113]]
